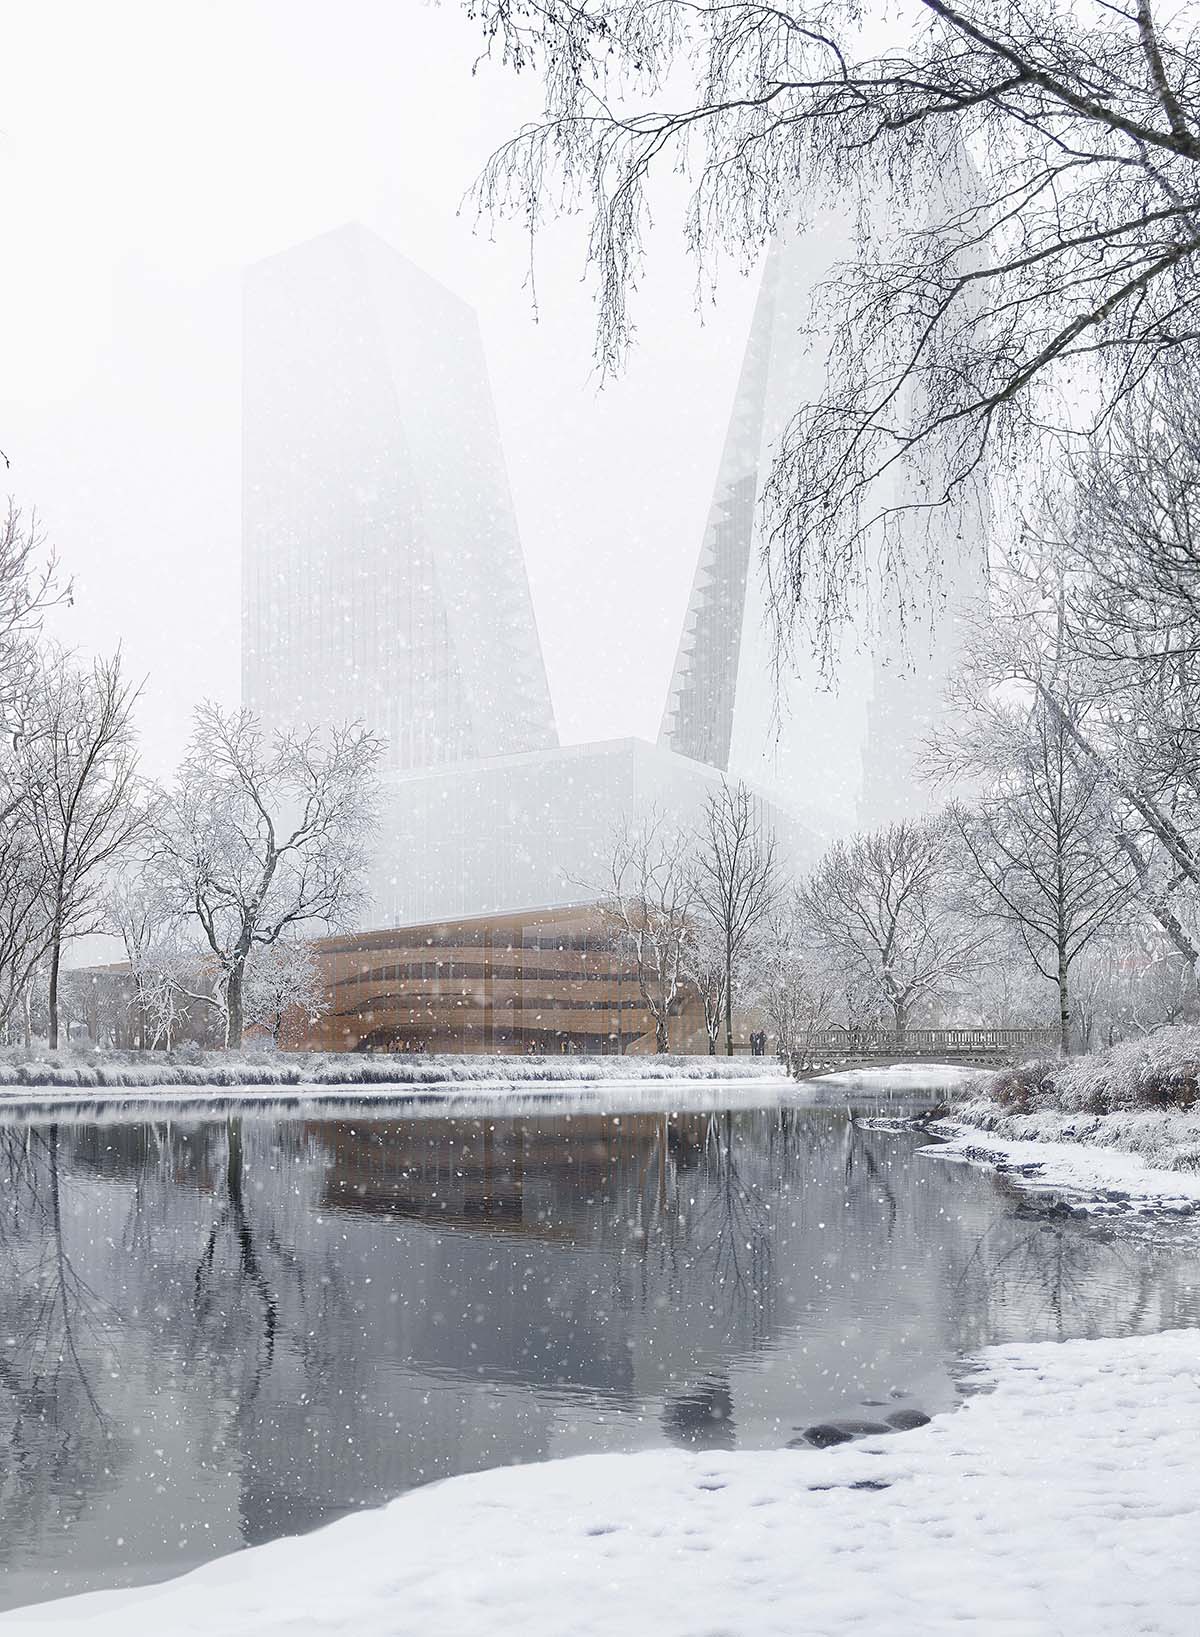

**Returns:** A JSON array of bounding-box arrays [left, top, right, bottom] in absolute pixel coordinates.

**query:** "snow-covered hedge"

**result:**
[[987, 1026, 1200, 1116], [0, 1049, 785, 1091]]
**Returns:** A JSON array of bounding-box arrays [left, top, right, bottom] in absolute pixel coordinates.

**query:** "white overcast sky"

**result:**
[[0, 0, 764, 776]]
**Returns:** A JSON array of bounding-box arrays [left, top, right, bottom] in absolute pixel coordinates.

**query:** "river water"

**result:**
[[0, 1088, 1197, 1610]]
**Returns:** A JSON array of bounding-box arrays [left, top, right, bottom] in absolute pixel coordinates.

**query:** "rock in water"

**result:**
[[886, 1408, 931, 1431], [799, 1420, 891, 1448]]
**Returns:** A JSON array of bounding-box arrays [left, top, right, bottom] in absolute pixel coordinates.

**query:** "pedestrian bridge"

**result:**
[[793, 1026, 1057, 1078]]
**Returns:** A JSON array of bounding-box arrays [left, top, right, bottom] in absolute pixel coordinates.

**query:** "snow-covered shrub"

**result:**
[[1057, 1028, 1200, 1113], [991, 1058, 1058, 1113], [987, 1026, 1200, 1114]]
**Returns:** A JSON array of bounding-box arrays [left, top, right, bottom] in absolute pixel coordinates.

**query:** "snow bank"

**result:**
[[930, 1103, 1200, 1207], [0, 1051, 785, 1093], [0, 1078, 791, 1126], [945, 1027, 1200, 1183], [7, 1328, 1198, 1636], [814, 1062, 989, 1090]]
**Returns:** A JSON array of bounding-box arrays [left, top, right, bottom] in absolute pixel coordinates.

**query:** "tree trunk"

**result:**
[[47, 932, 62, 1051], [655, 1013, 669, 1053], [1057, 937, 1071, 1057], [708, 1033, 717, 1056], [22, 988, 31, 1051], [724, 935, 734, 1056], [893, 999, 907, 1052], [226, 960, 245, 1051]]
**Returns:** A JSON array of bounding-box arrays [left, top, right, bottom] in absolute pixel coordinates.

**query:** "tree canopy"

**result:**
[[470, 0, 1200, 653]]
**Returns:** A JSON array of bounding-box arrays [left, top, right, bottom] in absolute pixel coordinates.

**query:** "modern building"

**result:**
[[856, 567, 982, 830], [661, 202, 986, 835], [294, 902, 710, 1056], [285, 736, 812, 1054], [242, 223, 556, 771], [241, 226, 813, 1055], [659, 216, 875, 832], [365, 737, 810, 930]]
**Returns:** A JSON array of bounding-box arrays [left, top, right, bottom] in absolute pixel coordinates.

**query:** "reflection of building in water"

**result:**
[[305, 1111, 711, 1235], [295, 902, 712, 1055], [8, 1109, 1198, 1605]]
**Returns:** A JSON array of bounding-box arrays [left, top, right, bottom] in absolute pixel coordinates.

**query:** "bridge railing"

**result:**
[[799, 1026, 1059, 1058]]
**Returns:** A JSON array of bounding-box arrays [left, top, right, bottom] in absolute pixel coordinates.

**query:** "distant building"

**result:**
[[662, 202, 986, 837], [366, 737, 810, 929], [242, 223, 556, 771], [659, 220, 874, 834], [856, 566, 982, 831], [291, 740, 811, 1056], [241, 227, 812, 1054], [294, 903, 709, 1056]]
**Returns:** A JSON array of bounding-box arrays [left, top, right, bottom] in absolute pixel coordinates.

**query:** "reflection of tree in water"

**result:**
[[950, 1185, 1200, 1346], [191, 1119, 353, 1409], [613, 1112, 779, 1336], [690, 1113, 774, 1316], [0, 1115, 356, 1587], [839, 1120, 898, 1236], [0, 1125, 128, 1569]]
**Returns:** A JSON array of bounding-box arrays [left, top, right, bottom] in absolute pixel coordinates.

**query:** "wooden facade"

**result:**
[[289, 904, 710, 1056]]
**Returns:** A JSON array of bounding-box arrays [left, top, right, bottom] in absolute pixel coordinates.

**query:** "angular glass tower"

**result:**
[[659, 216, 873, 831], [661, 202, 984, 835], [242, 224, 557, 770]]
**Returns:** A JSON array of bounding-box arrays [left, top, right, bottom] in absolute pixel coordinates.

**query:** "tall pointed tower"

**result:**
[[659, 218, 872, 830], [663, 175, 987, 836], [242, 224, 557, 771], [658, 243, 781, 770]]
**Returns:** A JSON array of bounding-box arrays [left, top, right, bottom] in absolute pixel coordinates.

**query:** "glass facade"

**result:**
[[660, 209, 986, 834], [242, 224, 556, 771]]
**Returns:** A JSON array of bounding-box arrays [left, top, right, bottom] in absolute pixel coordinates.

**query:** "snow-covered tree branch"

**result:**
[[152, 704, 383, 1049]]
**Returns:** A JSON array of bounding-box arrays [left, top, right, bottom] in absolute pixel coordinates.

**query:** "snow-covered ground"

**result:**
[[814, 1062, 989, 1090], [6, 1327, 1197, 1636], [0, 1077, 792, 1126], [927, 1113, 1200, 1214], [0, 1052, 786, 1091], [942, 1090, 1200, 1174], [0, 1054, 787, 1118]]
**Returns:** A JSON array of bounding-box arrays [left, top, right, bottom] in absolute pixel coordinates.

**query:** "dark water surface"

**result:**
[[1, 1091, 1198, 1610]]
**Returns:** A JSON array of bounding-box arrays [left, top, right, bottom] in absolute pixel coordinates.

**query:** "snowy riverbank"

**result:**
[[6, 1326, 1197, 1636], [920, 1028, 1200, 1195], [928, 1109, 1200, 1213], [0, 1051, 785, 1094]]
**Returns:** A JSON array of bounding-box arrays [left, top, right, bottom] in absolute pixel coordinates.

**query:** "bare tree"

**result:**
[[947, 481, 1200, 991], [1018, 366, 1200, 974], [16, 649, 150, 1049], [472, 0, 1200, 655], [243, 938, 327, 1044], [680, 915, 728, 1056], [691, 780, 782, 1055], [0, 818, 52, 1040], [939, 691, 1134, 1054], [0, 502, 70, 747], [745, 899, 835, 1074], [105, 868, 212, 1049], [1054, 362, 1200, 664], [800, 817, 983, 1046], [154, 704, 382, 1049], [597, 810, 693, 1052]]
